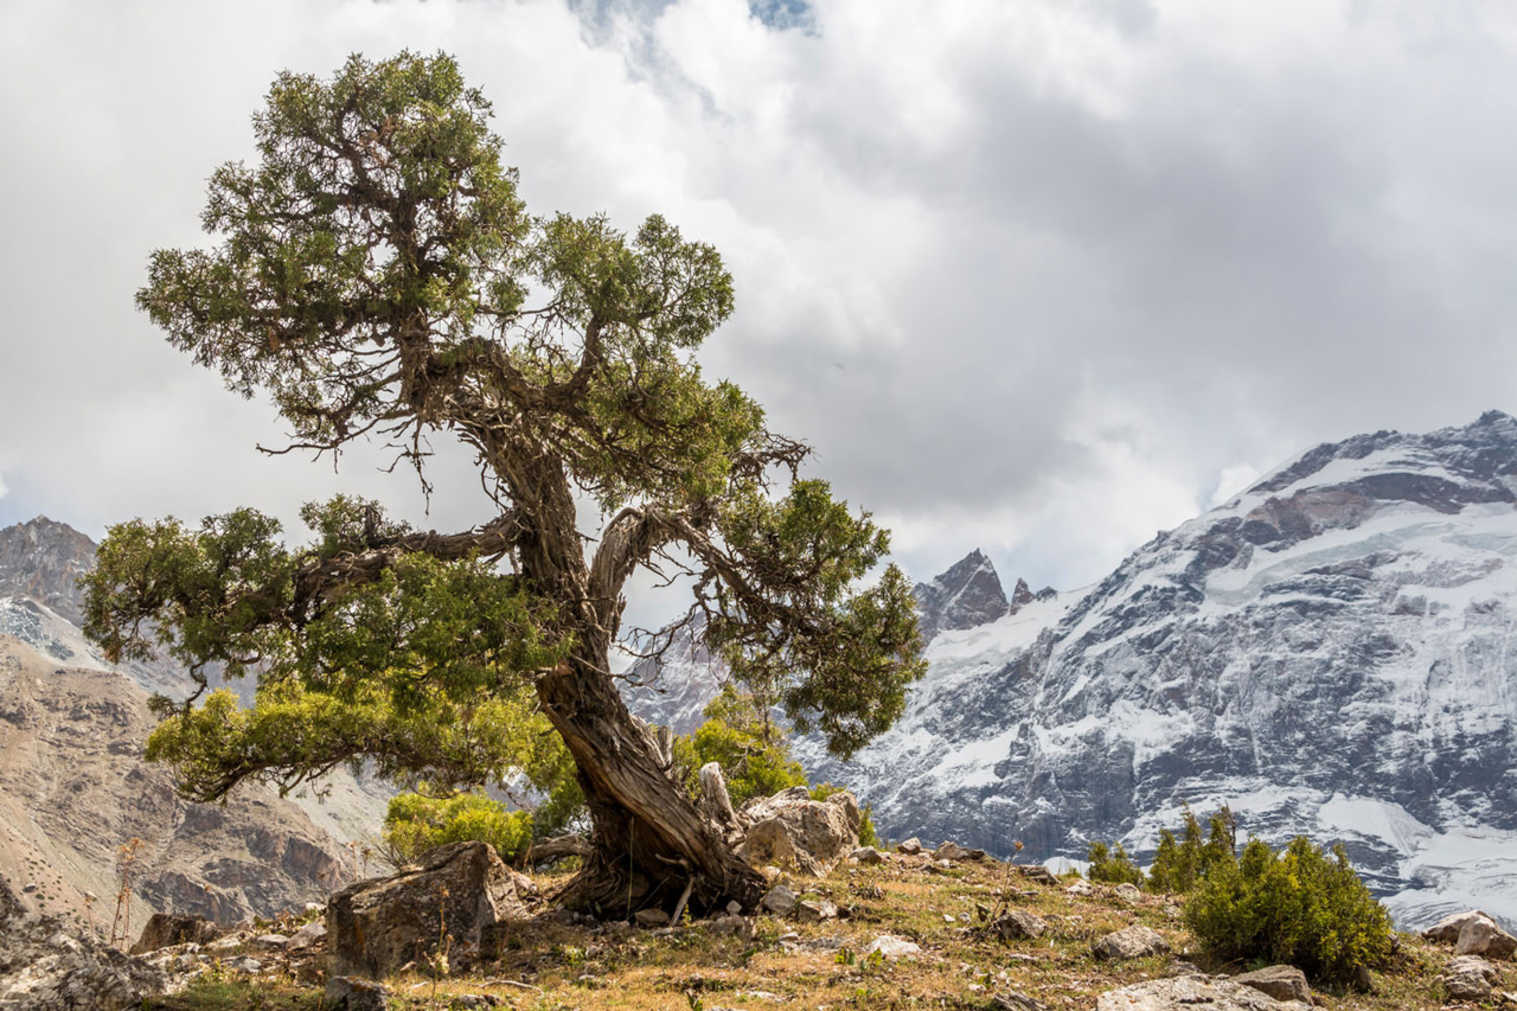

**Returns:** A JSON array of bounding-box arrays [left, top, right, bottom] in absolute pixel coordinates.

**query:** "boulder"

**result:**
[[897, 837, 923, 855], [1018, 865, 1060, 886], [287, 919, 327, 950], [1456, 916, 1517, 959], [251, 933, 288, 949], [1233, 965, 1311, 1004], [795, 899, 838, 922], [129, 912, 219, 954], [326, 840, 533, 979], [934, 841, 969, 861], [737, 787, 860, 876], [1114, 883, 1142, 903], [0, 916, 170, 1010], [1424, 909, 1496, 944], [988, 910, 1047, 941], [850, 846, 887, 865], [1097, 974, 1311, 1009], [992, 993, 1047, 1011], [1442, 955, 1497, 1001], [326, 975, 394, 1010], [1092, 925, 1170, 960], [760, 883, 797, 916], [633, 908, 670, 928], [1066, 879, 1094, 896], [864, 934, 922, 958]]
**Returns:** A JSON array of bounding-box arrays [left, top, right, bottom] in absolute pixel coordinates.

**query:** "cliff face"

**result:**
[[0, 632, 355, 927]]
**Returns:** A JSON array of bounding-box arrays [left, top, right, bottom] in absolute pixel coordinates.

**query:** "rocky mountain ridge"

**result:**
[[630, 411, 1517, 930]]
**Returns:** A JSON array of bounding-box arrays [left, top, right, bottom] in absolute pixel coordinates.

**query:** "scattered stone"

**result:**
[[988, 909, 1047, 941], [864, 934, 922, 958], [326, 974, 394, 1010], [850, 846, 887, 865], [251, 933, 288, 949], [992, 992, 1047, 1011], [1424, 909, 1496, 944], [1456, 916, 1517, 959], [227, 957, 262, 973], [129, 912, 221, 955], [1092, 925, 1170, 960], [760, 883, 797, 916], [927, 858, 954, 874], [1018, 865, 1060, 886], [287, 918, 327, 950], [1114, 883, 1142, 903], [1066, 879, 1094, 896], [1442, 955, 1498, 1001], [327, 840, 533, 979], [726, 900, 743, 916], [897, 837, 923, 855], [709, 914, 755, 940], [1233, 965, 1312, 1004], [795, 899, 838, 922], [633, 908, 670, 928], [934, 841, 968, 861], [1097, 974, 1310, 1009], [737, 788, 862, 876]]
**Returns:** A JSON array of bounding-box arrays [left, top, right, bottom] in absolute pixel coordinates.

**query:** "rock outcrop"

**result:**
[[736, 786, 861, 876], [327, 841, 534, 978], [1097, 974, 1311, 1010]]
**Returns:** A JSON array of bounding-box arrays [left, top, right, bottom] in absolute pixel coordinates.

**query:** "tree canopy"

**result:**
[[83, 51, 925, 912]]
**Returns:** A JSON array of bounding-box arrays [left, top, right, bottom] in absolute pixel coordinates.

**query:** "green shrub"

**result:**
[[383, 790, 534, 864], [1148, 806, 1236, 893], [1184, 836, 1392, 984], [1086, 840, 1144, 885]]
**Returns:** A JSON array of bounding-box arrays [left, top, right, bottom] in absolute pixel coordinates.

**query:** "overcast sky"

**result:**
[[4, 0, 1517, 634]]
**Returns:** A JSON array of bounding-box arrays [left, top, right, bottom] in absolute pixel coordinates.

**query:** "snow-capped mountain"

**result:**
[[632, 411, 1517, 929]]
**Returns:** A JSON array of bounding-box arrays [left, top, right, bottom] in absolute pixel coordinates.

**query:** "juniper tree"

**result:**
[[82, 51, 925, 914]]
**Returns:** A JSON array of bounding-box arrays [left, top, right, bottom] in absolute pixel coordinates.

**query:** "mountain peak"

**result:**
[[0, 515, 98, 626], [913, 549, 1009, 643]]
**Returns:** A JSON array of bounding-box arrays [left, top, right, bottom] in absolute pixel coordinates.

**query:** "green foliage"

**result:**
[[673, 687, 806, 807], [1147, 806, 1237, 894], [384, 790, 534, 864], [1184, 836, 1393, 984], [89, 49, 926, 828], [1086, 841, 1144, 886]]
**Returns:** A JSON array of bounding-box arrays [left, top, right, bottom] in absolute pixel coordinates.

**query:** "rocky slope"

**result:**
[[631, 411, 1517, 930], [0, 517, 386, 929]]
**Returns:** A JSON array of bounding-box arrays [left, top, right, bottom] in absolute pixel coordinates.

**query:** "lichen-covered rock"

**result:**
[[850, 846, 887, 865], [1092, 925, 1169, 960], [736, 787, 860, 876], [988, 909, 1047, 940], [1455, 915, 1517, 958], [759, 883, 797, 916], [327, 840, 533, 979], [129, 912, 219, 954], [864, 934, 921, 958], [897, 837, 923, 855], [0, 890, 170, 1010], [326, 975, 393, 1010], [1423, 909, 1496, 943], [1097, 974, 1311, 1009], [795, 899, 838, 922], [1232, 966, 1311, 1004], [1441, 955, 1498, 1001]]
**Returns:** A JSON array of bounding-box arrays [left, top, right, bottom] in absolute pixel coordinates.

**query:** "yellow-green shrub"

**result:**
[[1086, 840, 1144, 885], [383, 790, 534, 864], [1184, 836, 1392, 984]]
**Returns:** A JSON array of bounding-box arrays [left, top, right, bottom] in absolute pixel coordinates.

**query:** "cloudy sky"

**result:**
[[4, 0, 1517, 633]]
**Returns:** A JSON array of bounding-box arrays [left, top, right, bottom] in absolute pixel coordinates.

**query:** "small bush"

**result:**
[[1086, 840, 1144, 885], [1148, 806, 1236, 893], [383, 790, 534, 864], [1184, 836, 1392, 984]]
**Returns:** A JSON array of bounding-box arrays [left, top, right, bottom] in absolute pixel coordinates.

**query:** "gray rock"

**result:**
[[992, 993, 1047, 1011], [989, 909, 1047, 941], [327, 840, 532, 979], [795, 899, 838, 922], [759, 883, 797, 916], [737, 788, 861, 876], [1019, 865, 1060, 886], [1092, 925, 1170, 960], [1066, 879, 1094, 896], [1442, 955, 1497, 1001], [1097, 974, 1311, 1009], [850, 846, 887, 865], [326, 975, 393, 1010], [129, 912, 219, 954], [251, 933, 288, 949], [1424, 909, 1496, 943], [633, 908, 670, 927], [1233, 965, 1311, 1004], [286, 918, 326, 950], [1114, 883, 1142, 903], [1456, 915, 1517, 958], [897, 837, 923, 855], [864, 934, 921, 958], [709, 914, 754, 939], [934, 841, 969, 861]]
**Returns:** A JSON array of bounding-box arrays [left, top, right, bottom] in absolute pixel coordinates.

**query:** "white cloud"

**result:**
[[4, 0, 1517, 626], [1209, 463, 1263, 509]]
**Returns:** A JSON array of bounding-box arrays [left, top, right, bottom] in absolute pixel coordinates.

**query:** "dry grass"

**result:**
[[154, 855, 1507, 1010]]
